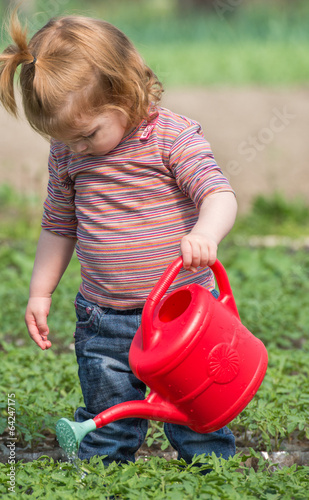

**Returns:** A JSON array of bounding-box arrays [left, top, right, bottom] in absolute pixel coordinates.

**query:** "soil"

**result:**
[[1, 430, 309, 467], [1, 87, 309, 213]]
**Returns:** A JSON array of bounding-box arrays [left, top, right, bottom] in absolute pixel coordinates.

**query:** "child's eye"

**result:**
[[86, 130, 97, 139]]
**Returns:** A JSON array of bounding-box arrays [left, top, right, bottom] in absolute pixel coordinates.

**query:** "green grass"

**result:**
[[1, 188, 309, 496], [233, 193, 309, 237], [0, 342, 81, 446], [137, 40, 309, 86], [1, 452, 309, 499], [1, 0, 309, 86]]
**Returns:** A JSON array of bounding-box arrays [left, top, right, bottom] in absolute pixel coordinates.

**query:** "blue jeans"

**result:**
[[74, 292, 236, 465]]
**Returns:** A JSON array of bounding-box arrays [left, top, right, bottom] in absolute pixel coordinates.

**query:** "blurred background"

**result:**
[[0, 0, 308, 212]]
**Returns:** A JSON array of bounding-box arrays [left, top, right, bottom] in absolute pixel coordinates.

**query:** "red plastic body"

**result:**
[[94, 257, 268, 433]]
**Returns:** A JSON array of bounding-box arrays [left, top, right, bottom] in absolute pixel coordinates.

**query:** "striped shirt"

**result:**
[[42, 107, 234, 309]]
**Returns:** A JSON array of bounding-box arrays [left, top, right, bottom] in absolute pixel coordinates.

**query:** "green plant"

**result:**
[[1, 191, 309, 497], [233, 347, 309, 451], [234, 193, 309, 237], [146, 420, 170, 451], [0, 341, 82, 449], [0, 451, 308, 499]]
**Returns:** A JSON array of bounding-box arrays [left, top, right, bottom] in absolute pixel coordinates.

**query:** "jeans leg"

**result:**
[[164, 423, 236, 463], [73, 293, 147, 464]]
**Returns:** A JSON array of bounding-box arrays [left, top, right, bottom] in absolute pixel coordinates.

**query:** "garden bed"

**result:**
[[1, 430, 309, 467], [1, 193, 309, 498]]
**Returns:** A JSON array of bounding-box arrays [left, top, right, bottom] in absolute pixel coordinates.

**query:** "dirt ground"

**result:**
[[0, 87, 308, 213]]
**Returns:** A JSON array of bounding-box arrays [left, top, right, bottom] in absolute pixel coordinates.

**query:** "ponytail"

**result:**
[[0, 10, 35, 116], [0, 11, 163, 138]]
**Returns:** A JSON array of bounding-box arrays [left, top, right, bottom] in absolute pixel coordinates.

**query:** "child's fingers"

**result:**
[[198, 243, 211, 268], [25, 310, 52, 350], [35, 312, 49, 337], [181, 234, 217, 270], [27, 322, 52, 350], [180, 236, 194, 269], [181, 237, 202, 272], [189, 240, 202, 269], [202, 243, 217, 266]]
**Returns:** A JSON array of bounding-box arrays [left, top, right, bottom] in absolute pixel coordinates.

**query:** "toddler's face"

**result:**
[[62, 110, 129, 156]]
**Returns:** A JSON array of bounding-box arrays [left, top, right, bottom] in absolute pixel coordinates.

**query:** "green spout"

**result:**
[[56, 418, 96, 456]]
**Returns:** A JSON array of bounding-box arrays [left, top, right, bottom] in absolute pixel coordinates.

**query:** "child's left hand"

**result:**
[[180, 192, 237, 272], [180, 232, 218, 272]]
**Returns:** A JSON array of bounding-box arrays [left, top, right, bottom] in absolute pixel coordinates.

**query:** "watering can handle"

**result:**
[[142, 256, 240, 349], [210, 259, 240, 320]]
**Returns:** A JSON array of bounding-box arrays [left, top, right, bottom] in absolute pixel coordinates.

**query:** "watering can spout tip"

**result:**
[[56, 417, 96, 455]]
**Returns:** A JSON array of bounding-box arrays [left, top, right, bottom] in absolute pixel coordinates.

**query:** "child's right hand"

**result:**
[[25, 297, 52, 350]]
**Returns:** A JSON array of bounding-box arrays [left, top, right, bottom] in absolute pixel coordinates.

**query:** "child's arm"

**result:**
[[181, 191, 237, 272], [25, 229, 76, 350]]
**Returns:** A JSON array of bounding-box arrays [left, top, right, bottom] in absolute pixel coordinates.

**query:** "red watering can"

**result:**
[[56, 257, 268, 454]]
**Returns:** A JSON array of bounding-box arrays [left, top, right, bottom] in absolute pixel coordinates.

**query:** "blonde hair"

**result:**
[[0, 11, 163, 138]]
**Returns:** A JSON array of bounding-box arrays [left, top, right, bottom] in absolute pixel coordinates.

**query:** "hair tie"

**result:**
[[32, 56, 37, 65]]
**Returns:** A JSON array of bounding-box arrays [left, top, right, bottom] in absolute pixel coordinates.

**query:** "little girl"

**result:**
[[0, 12, 237, 465]]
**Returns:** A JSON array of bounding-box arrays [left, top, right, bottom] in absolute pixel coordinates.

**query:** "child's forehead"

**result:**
[[53, 108, 127, 142], [58, 113, 98, 140], [56, 111, 118, 141]]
